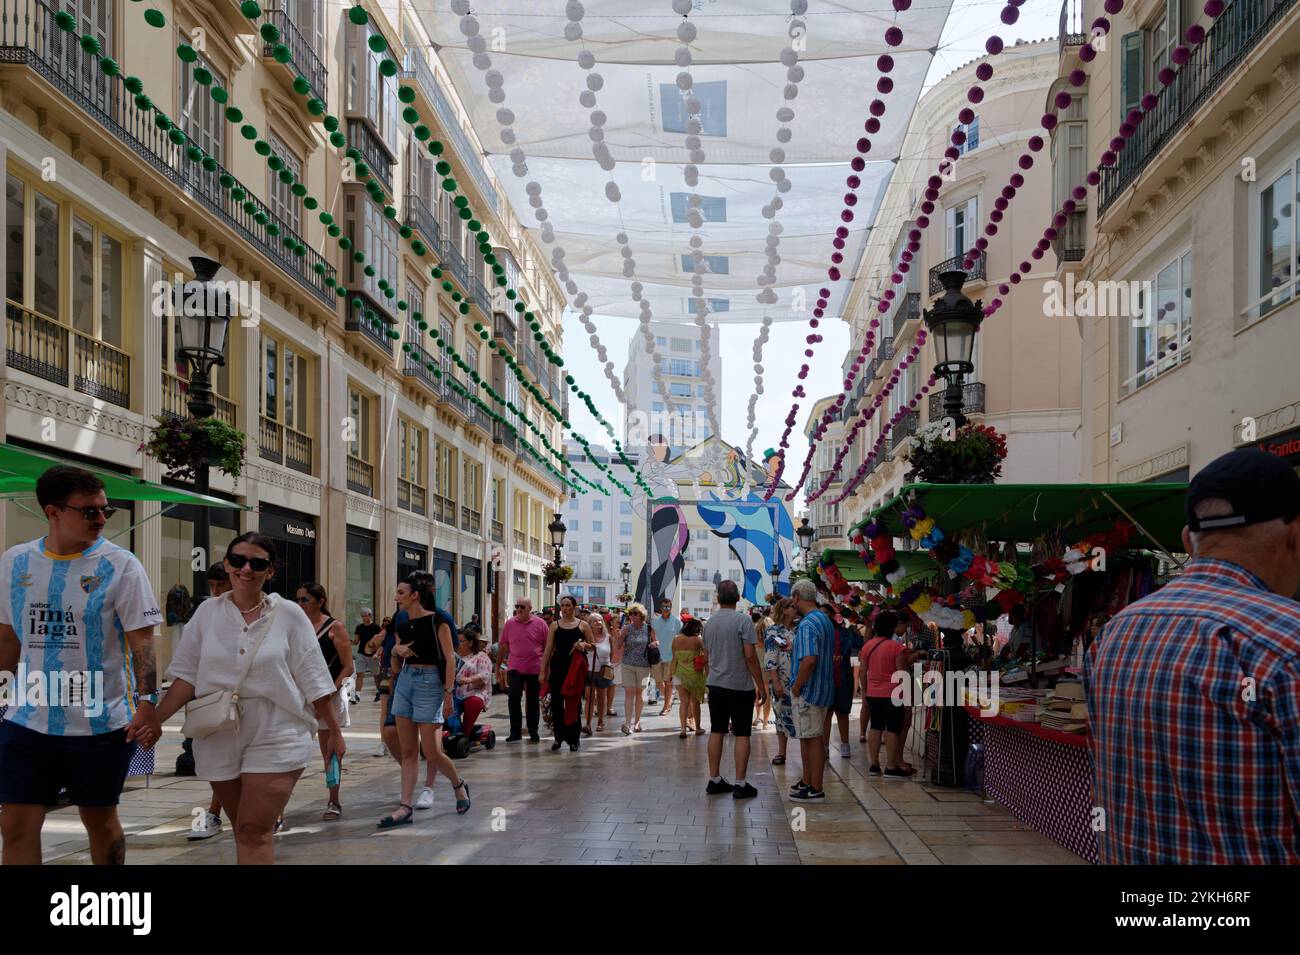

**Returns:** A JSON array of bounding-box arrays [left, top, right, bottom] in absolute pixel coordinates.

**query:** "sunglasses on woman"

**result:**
[[226, 553, 272, 572]]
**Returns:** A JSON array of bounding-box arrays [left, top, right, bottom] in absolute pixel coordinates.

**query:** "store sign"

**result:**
[[402, 550, 423, 562], [285, 523, 317, 540], [1255, 426, 1300, 462]]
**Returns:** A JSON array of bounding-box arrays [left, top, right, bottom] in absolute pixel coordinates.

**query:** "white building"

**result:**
[[560, 441, 639, 608], [622, 322, 723, 448]]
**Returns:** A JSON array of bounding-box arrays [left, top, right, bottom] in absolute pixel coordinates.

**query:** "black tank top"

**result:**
[[551, 621, 581, 680], [316, 617, 341, 681]]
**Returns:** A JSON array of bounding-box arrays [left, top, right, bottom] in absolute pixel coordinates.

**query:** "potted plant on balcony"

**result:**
[[141, 416, 248, 482], [903, 421, 1007, 485], [541, 560, 574, 589]]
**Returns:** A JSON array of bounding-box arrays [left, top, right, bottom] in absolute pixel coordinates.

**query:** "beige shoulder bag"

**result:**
[[182, 600, 280, 738]]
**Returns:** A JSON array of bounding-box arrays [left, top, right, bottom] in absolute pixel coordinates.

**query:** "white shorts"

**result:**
[[194, 699, 317, 781], [791, 696, 827, 739], [316, 678, 352, 731], [622, 664, 651, 688]]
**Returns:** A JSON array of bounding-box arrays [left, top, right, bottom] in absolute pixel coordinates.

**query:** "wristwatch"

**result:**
[[138, 692, 159, 705]]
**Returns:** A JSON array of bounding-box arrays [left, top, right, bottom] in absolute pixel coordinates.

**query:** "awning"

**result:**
[[0, 443, 246, 510], [854, 483, 1189, 553], [819, 547, 942, 593]]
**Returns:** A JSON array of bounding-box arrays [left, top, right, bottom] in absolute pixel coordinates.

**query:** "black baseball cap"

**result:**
[[1186, 448, 1300, 531]]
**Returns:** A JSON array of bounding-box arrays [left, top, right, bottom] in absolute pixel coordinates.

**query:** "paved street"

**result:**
[[39, 691, 1082, 865]]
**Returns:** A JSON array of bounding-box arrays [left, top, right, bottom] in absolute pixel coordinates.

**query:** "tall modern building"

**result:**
[[560, 441, 639, 608], [622, 321, 722, 448], [0, 0, 566, 670]]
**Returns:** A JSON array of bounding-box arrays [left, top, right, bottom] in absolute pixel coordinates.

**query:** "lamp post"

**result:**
[[923, 270, 984, 428], [548, 511, 567, 606], [175, 256, 232, 605], [796, 516, 815, 572], [620, 561, 631, 600]]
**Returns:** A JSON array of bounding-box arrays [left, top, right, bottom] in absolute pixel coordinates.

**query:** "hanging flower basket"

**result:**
[[141, 415, 247, 482], [541, 561, 574, 588], [616, 591, 633, 604], [904, 422, 1007, 485]]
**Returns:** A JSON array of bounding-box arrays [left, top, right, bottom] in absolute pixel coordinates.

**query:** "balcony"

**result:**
[[1100, 0, 1299, 215], [0, 0, 337, 308], [345, 314, 394, 356], [398, 479, 426, 516], [491, 519, 504, 544], [466, 400, 488, 434], [893, 291, 921, 339], [421, 55, 499, 216], [929, 252, 985, 295], [890, 410, 920, 450], [872, 338, 894, 379], [928, 381, 986, 420], [257, 415, 313, 474], [162, 372, 237, 428], [402, 344, 441, 394], [815, 524, 843, 540], [530, 536, 543, 557], [441, 238, 471, 293], [818, 470, 841, 489], [403, 194, 441, 249], [1059, 0, 1086, 58], [522, 345, 540, 383], [493, 418, 518, 452], [347, 118, 394, 197], [473, 272, 491, 312], [346, 455, 374, 496], [461, 506, 482, 535], [261, 5, 327, 111], [513, 529, 526, 550], [493, 310, 517, 351], [445, 374, 468, 417], [1053, 209, 1087, 265], [6, 301, 131, 409]]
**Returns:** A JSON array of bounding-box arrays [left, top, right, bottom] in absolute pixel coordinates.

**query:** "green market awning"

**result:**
[[853, 483, 1189, 553], [821, 548, 940, 585], [0, 443, 246, 510]]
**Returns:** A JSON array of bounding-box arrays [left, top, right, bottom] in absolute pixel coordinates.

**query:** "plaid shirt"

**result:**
[[1084, 558, 1300, 864]]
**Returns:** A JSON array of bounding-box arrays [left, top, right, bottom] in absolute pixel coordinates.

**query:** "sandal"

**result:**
[[582, 726, 593, 737], [605, 710, 617, 717], [377, 804, 413, 829], [772, 755, 786, 765], [633, 722, 643, 732], [596, 721, 605, 731], [322, 801, 342, 821], [679, 730, 688, 739], [621, 723, 631, 735], [453, 780, 471, 815]]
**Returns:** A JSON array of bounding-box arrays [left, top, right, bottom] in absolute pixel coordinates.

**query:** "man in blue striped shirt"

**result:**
[[789, 578, 835, 800]]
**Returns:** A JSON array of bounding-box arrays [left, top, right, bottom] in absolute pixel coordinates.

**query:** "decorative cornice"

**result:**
[[1239, 399, 1300, 443], [245, 461, 322, 499], [398, 512, 431, 542], [4, 380, 144, 443], [346, 492, 383, 520], [1116, 443, 1188, 483]]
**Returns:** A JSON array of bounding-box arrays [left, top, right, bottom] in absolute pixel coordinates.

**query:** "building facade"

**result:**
[[803, 393, 850, 552], [837, 40, 1083, 533], [0, 0, 567, 671], [560, 441, 637, 608], [622, 321, 723, 448], [1061, 0, 1300, 482]]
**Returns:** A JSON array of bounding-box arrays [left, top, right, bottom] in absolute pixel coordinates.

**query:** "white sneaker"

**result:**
[[373, 743, 388, 758], [349, 693, 361, 705], [414, 787, 434, 810], [187, 811, 222, 841]]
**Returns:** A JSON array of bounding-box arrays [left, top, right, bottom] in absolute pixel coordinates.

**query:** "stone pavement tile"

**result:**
[[795, 836, 901, 864], [582, 847, 623, 860], [617, 848, 657, 863], [900, 851, 944, 865], [650, 849, 689, 863], [915, 830, 1068, 847], [927, 791, 986, 802], [956, 815, 1030, 830], [866, 810, 912, 832], [583, 822, 620, 834], [687, 849, 759, 864], [901, 818, 973, 831], [881, 830, 931, 856]]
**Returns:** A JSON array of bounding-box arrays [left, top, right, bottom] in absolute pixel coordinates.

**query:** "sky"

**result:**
[[556, 0, 1060, 512]]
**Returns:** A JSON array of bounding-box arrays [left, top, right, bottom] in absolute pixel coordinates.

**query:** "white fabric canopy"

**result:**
[[421, 1, 952, 324]]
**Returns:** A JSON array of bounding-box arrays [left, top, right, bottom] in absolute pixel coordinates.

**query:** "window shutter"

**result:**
[[945, 206, 957, 258], [1121, 32, 1143, 113]]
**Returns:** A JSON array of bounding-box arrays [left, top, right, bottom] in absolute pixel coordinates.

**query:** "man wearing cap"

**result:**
[[1086, 448, 1300, 864]]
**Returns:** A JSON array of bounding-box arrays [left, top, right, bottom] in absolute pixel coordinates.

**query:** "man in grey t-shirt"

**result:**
[[701, 580, 767, 800]]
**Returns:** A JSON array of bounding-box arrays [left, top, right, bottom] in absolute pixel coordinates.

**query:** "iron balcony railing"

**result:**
[[162, 372, 237, 427], [402, 344, 441, 394], [473, 271, 491, 312], [445, 374, 468, 416], [397, 479, 426, 516], [493, 419, 517, 452], [441, 238, 471, 292], [815, 524, 843, 540], [403, 193, 441, 249], [817, 471, 840, 489], [345, 315, 394, 355], [513, 529, 526, 550], [522, 345, 539, 382], [929, 252, 986, 295], [491, 519, 504, 543], [400, 45, 438, 115], [873, 338, 894, 379], [346, 455, 374, 496], [1099, 0, 1298, 214], [424, 60, 499, 215], [1053, 209, 1088, 264], [0, 0, 337, 307], [257, 415, 313, 474], [436, 495, 456, 526], [493, 311, 517, 350], [5, 300, 131, 409], [894, 291, 921, 339], [928, 381, 986, 420], [461, 506, 481, 535], [347, 117, 394, 196], [891, 410, 920, 450], [1059, 0, 1086, 57], [261, 4, 327, 109]]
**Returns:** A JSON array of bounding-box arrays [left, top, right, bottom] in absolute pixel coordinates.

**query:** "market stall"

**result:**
[[841, 481, 1189, 862]]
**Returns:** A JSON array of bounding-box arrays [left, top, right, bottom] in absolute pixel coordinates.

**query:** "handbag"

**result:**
[[182, 600, 280, 739], [647, 630, 662, 667], [693, 653, 706, 672]]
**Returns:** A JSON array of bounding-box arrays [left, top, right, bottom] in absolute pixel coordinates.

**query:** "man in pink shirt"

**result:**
[[499, 596, 550, 742]]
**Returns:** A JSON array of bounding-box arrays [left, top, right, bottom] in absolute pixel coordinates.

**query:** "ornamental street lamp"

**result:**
[[175, 256, 232, 605], [548, 512, 567, 605], [796, 516, 815, 570], [923, 270, 984, 428], [620, 561, 631, 596]]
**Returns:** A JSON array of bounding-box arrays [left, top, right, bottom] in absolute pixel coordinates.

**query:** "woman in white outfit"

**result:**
[[157, 533, 345, 865]]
